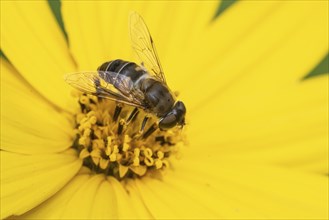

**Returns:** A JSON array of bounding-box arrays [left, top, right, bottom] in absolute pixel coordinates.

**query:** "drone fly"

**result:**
[[65, 12, 186, 131]]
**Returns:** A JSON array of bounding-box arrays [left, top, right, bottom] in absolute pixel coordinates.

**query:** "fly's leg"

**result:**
[[140, 116, 149, 133], [142, 123, 157, 139], [126, 107, 139, 125], [113, 104, 122, 122], [117, 119, 125, 135]]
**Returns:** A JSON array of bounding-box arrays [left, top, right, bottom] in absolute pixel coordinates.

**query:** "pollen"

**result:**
[[71, 93, 185, 179]]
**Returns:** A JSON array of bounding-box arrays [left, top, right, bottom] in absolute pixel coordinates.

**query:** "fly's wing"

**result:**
[[129, 11, 166, 84], [64, 71, 145, 109]]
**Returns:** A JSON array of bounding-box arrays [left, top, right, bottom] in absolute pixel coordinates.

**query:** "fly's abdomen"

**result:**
[[98, 59, 146, 86]]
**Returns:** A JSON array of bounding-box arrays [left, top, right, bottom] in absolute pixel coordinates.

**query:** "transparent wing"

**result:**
[[129, 11, 166, 84], [64, 71, 145, 108]]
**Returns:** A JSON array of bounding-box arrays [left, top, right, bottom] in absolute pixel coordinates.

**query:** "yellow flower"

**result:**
[[1, 1, 328, 219]]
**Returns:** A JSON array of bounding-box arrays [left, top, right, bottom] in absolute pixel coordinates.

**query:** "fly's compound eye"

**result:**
[[159, 101, 186, 130], [159, 114, 177, 130], [174, 101, 186, 124]]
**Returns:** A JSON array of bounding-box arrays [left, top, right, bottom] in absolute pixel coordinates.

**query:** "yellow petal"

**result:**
[[1, 59, 74, 154], [210, 136, 328, 175], [61, 1, 217, 78], [106, 177, 140, 219], [132, 178, 177, 219], [62, 1, 135, 70], [22, 173, 108, 219], [90, 177, 120, 219], [0, 1, 76, 110], [134, 177, 217, 219], [17, 159, 328, 219], [60, 174, 105, 219], [0, 149, 81, 219], [18, 174, 91, 219], [177, 1, 328, 111], [19, 173, 151, 219], [170, 158, 328, 219], [125, 180, 153, 219], [138, 1, 218, 86], [189, 74, 328, 158]]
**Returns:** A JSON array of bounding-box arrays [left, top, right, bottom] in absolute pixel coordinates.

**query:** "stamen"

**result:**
[[71, 93, 185, 179]]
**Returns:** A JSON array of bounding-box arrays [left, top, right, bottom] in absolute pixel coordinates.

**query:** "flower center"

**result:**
[[71, 93, 184, 179]]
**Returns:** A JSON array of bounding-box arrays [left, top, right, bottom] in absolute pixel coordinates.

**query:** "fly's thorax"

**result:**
[[141, 78, 175, 117]]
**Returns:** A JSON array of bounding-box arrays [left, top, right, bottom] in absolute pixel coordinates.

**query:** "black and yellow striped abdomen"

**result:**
[[97, 59, 146, 86]]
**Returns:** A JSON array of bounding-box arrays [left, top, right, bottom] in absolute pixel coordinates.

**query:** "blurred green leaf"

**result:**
[[48, 0, 67, 40], [303, 53, 329, 80], [0, 50, 9, 61], [215, 0, 238, 17]]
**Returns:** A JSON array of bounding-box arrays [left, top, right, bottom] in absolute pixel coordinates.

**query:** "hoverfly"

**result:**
[[65, 12, 186, 131]]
